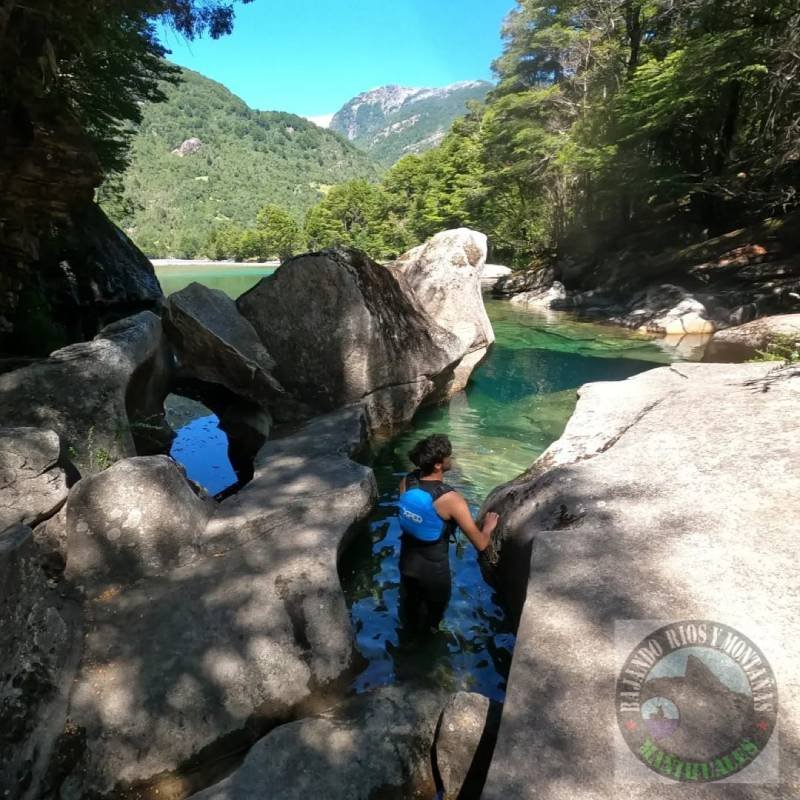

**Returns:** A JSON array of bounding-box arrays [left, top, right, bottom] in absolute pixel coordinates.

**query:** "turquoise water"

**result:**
[[339, 300, 670, 699], [155, 266, 671, 700]]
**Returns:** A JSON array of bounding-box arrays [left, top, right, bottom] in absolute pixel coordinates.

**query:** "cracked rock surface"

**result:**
[[0, 427, 70, 531], [482, 362, 800, 799]]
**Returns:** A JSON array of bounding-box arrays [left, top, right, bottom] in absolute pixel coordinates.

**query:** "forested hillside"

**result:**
[[100, 67, 380, 258], [308, 0, 800, 269]]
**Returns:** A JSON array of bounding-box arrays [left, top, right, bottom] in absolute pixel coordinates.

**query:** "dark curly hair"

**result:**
[[408, 434, 452, 475]]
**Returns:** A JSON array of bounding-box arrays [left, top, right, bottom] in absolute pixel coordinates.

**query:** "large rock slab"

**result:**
[[57, 407, 378, 798], [0, 427, 71, 531], [0, 312, 173, 474], [716, 313, 800, 346], [482, 362, 800, 799], [190, 684, 446, 800], [237, 248, 462, 434], [435, 691, 502, 800], [64, 455, 215, 595], [0, 524, 79, 798], [2, 202, 163, 358], [162, 282, 286, 410]]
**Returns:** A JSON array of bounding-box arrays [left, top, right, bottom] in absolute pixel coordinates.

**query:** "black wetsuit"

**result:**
[[398, 470, 456, 632]]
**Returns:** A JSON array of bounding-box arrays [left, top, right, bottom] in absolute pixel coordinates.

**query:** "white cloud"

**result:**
[[304, 113, 334, 129]]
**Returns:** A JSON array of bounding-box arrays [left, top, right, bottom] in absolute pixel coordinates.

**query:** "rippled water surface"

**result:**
[[155, 266, 673, 699]]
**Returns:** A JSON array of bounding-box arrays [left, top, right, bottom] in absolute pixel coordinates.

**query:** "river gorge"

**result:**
[[157, 262, 679, 705]]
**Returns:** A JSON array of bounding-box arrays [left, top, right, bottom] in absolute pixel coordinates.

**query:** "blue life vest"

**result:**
[[398, 471, 454, 542]]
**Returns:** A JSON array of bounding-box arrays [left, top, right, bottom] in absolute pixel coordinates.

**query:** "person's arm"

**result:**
[[436, 492, 499, 552], [398, 476, 407, 493]]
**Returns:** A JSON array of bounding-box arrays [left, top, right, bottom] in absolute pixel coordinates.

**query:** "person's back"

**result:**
[[397, 433, 499, 635]]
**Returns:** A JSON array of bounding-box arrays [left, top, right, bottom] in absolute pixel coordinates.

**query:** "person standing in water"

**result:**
[[397, 433, 500, 635]]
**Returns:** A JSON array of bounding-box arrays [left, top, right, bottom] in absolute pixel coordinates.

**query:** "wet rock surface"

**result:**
[[189, 684, 446, 800], [482, 362, 800, 799]]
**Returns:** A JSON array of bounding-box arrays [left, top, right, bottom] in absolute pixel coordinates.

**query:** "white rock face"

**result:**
[[391, 229, 494, 397], [392, 228, 493, 351], [642, 296, 716, 335], [172, 137, 202, 157], [509, 281, 567, 309], [481, 264, 512, 286]]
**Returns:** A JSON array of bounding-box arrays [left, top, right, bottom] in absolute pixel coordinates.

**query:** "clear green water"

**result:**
[[155, 267, 672, 700], [156, 263, 276, 298]]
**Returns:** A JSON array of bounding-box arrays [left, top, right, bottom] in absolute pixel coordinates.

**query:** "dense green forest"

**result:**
[[99, 1, 800, 267], [99, 68, 379, 258], [290, 0, 800, 266]]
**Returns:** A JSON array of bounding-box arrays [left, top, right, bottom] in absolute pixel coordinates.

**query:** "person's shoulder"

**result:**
[[435, 483, 459, 502]]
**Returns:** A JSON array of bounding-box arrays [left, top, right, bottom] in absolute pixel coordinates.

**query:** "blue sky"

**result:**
[[158, 0, 515, 117]]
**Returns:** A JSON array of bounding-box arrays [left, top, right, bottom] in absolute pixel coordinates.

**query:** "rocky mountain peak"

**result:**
[[329, 80, 492, 165]]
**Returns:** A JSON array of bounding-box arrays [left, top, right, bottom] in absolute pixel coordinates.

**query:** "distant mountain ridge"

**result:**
[[101, 67, 379, 258], [329, 80, 492, 165]]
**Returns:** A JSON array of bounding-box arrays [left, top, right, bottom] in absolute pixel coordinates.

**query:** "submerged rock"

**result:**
[[435, 691, 502, 800], [0, 311, 173, 474], [0, 427, 71, 531], [482, 362, 800, 799], [162, 282, 286, 410], [64, 455, 215, 594], [237, 247, 462, 435], [190, 684, 446, 800], [58, 407, 377, 797]]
